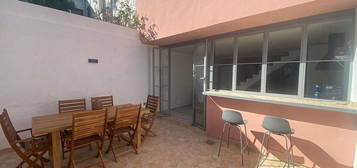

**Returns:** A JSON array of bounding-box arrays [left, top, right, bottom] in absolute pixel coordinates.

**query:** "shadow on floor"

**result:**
[[251, 130, 350, 168], [251, 130, 305, 165], [292, 136, 351, 168]]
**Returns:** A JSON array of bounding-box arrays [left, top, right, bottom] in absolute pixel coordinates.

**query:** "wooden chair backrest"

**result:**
[[146, 95, 159, 113], [91, 96, 113, 108], [58, 98, 86, 113], [113, 104, 141, 130], [91, 100, 103, 110], [71, 109, 107, 141], [0, 109, 21, 146]]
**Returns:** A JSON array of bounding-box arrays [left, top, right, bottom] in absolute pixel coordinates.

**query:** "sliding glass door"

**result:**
[[192, 42, 207, 128]]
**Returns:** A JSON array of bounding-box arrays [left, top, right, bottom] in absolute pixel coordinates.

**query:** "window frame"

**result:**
[[163, 9, 355, 103], [212, 36, 235, 91], [208, 11, 355, 102]]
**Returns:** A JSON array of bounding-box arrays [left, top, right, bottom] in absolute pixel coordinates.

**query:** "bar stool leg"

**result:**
[[284, 135, 290, 168], [266, 132, 271, 157], [243, 123, 249, 155], [227, 124, 231, 148], [289, 134, 294, 168], [256, 131, 267, 168], [218, 122, 227, 157], [238, 126, 244, 166]]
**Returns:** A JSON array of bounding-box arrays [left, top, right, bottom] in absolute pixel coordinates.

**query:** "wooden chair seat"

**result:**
[[62, 131, 101, 148], [141, 114, 154, 124], [109, 126, 134, 135], [22, 135, 51, 154], [69, 135, 102, 149]]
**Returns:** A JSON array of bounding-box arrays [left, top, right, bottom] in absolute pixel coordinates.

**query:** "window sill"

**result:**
[[203, 90, 357, 114]]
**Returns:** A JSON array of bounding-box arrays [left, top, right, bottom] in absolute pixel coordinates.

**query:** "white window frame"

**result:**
[[206, 10, 355, 103]]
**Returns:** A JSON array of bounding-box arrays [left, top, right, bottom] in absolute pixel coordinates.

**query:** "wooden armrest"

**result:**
[[15, 137, 34, 144], [16, 128, 32, 133]]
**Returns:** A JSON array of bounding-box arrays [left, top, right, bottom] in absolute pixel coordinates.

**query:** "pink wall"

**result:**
[[137, 0, 357, 45], [206, 96, 357, 168]]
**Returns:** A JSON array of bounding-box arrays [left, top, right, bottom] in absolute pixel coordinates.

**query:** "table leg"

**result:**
[[51, 131, 62, 168], [136, 114, 142, 147]]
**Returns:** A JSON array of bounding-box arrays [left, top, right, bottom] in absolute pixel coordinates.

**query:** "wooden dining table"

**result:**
[[32, 104, 150, 168]]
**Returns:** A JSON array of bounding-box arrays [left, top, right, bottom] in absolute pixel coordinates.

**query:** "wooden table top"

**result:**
[[32, 104, 149, 136]]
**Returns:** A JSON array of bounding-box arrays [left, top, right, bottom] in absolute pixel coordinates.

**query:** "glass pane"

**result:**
[[307, 17, 354, 61], [213, 65, 232, 90], [268, 27, 302, 62], [266, 63, 299, 95], [236, 64, 261, 92], [159, 48, 170, 114], [194, 66, 205, 127], [305, 62, 349, 101], [238, 34, 263, 63], [193, 42, 206, 65], [153, 48, 160, 87], [214, 37, 234, 64]]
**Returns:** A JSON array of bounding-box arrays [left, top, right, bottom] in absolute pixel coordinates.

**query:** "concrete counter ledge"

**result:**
[[203, 91, 357, 114]]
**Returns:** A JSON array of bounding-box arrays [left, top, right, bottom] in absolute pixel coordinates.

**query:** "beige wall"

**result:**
[[137, 0, 357, 45], [0, 0, 150, 149]]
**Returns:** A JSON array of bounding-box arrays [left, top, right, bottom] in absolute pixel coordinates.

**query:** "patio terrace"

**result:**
[[0, 118, 305, 168]]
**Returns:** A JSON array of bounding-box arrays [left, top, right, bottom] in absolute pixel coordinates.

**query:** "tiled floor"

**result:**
[[0, 118, 304, 168], [169, 105, 193, 125]]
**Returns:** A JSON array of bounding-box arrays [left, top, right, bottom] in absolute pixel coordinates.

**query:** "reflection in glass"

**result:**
[[307, 18, 353, 61], [305, 62, 349, 101], [268, 28, 301, 62], [213, 65, 232, 90], [236, 64, 261, 92], [238, 34, 263, 63], [193, 43, 206, 65], [266, 63, 299, 95], [214, 37, 234, 64], [194, 66, 205, 127]]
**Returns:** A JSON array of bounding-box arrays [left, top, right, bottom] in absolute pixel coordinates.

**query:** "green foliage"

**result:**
[[113, 0, 139, 29], [111, 0, 157, 42], [23, 0, 75, 12]]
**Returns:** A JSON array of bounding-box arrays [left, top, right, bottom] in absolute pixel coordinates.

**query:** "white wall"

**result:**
[[0, 0, 150, 149], [170, 50, 193, 109]]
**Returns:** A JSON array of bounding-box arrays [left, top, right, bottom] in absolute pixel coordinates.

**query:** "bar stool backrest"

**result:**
[[262, 116, 293, 135], [222, 110, 244, 125]]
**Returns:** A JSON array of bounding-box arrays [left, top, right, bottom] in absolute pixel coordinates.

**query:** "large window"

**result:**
[[236, 34, 264, 92], [305, 18, 353, 101], [266, 27, 302, 95], [209, 14, 354, 101], [213, 37, 234, 90]]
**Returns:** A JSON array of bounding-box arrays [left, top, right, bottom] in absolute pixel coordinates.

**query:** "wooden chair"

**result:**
[[91, 96, 113, 109], [0, 109, 50, 168], [58, 98, 86, 113], [67, 109, 107, 168], [58, 98, 90, 159], [91, 99, 104, 110], [141, 95, 159, 139], [106, 104, 141, 162]]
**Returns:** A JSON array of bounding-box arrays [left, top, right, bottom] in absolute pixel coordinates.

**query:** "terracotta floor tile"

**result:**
[[0, 118, 306, 168]]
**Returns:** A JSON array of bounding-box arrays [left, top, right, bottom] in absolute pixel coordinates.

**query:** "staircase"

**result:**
[[237, 54, 297, 90]]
